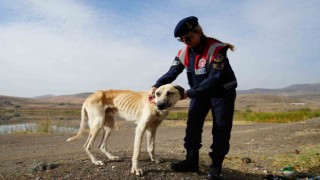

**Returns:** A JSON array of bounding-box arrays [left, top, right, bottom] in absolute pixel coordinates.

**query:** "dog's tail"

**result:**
[[66, 104, 87, 142]]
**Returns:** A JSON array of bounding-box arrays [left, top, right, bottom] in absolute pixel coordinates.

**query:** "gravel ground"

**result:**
[[0, 118, 320, 180]]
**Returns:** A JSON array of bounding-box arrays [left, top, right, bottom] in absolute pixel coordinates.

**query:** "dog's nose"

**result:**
[[157, 103, 166, 110]]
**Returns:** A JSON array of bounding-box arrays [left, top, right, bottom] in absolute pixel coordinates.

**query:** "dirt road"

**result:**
[[0, 118, 320, 179]]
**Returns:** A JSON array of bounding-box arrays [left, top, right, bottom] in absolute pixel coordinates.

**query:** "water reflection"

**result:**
[[0, 123, 77, 135]]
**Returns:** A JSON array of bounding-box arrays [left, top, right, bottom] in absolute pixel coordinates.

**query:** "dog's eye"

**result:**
[[156, 92, 161, 97], [167, 91, 174, 96]]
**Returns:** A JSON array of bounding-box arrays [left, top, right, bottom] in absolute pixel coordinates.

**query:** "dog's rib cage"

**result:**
[[93, 90, 146, 121], [113, 92, 144, 121]]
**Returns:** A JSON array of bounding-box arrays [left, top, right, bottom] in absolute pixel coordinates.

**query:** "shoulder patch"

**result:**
[[213, 62, 224, 70], [198, 58, 206, 68], [213, 53, 224, 62]]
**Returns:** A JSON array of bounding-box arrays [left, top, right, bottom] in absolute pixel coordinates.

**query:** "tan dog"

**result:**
[[66, 84, 184, 176]]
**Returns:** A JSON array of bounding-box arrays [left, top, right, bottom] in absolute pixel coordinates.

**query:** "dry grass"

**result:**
[[266, 144, 320, 174], [236, 108, 320, 123], [167, 109, 320, 123]]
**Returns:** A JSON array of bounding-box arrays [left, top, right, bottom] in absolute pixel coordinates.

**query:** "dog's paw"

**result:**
[[131, 167, 143, 176], [93, 160, 105, 166]]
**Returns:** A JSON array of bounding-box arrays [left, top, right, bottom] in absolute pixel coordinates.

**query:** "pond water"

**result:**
[[0, 123, 77, 135]]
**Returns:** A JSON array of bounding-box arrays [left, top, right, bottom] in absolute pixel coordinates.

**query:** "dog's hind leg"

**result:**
[[84, 107, 105, 166], [84, 127, 104, 165], [98, 115, 120, 160]]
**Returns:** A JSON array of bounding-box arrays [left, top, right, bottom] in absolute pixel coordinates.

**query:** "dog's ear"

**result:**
[[174, 85, 185, 100]]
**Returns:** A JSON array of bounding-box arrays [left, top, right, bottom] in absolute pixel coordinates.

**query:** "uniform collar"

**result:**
[[190, 36, 206, 54]]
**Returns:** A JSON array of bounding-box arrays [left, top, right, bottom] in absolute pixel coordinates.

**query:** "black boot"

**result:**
[[171, 149, 199, 172], [207, 167, 222, 180], [207, 156, 224, 180]]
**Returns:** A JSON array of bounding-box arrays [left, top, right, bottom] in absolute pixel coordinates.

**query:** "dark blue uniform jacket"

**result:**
[[153, 37, 237, 98]]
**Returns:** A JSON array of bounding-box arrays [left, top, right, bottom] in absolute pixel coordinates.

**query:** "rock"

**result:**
[[265, 174, 282, 180], [241, 157, 251, 163], [47, 163, 59, 170], [30, 162, 59, 173], [263, 170, 268, 174], [295, 172, 314, 179], [35, 176, 43, 180], [2, 101, 13, 106]]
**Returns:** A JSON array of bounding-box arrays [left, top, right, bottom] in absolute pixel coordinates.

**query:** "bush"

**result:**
[[36, 118, 53, 133]]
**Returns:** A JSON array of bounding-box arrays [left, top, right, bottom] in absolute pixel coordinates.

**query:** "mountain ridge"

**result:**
[[1, 83, 319, 106], [237, 83, 320, 95]]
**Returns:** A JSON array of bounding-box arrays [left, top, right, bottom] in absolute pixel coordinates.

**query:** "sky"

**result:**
[[0, 0, 319, 97]]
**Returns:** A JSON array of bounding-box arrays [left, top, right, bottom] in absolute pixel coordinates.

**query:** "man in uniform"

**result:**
[[149, 16, 237, 180]]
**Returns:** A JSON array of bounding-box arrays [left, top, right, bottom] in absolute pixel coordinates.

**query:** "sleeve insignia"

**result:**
[[172, 60, 181, 66], [213, 62, 224, 70], [213, 53, 224, 62]]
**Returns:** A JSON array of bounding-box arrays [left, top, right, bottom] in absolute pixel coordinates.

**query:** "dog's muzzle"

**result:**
[[156, 102, 171, 110]]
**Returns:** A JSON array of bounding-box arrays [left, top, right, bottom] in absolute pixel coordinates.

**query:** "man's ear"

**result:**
[[174, 85, 185, 100]]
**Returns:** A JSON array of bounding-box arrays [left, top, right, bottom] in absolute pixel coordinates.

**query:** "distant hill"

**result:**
[[0, 95, 33, 107], [1, 83, 320, 111], [32, 92, 92, 104], [237, 83, 320, 95], [26, 82, 320, 101], [235, 83, 320, 111], [32, 94, 56, 99], [32, 92, 92, 99]]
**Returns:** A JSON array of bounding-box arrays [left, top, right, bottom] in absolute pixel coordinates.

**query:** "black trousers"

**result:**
[[184, 89, 236, 166]]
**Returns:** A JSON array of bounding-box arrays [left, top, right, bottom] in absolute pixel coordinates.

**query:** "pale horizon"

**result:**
[[1, 1, 319, 97]]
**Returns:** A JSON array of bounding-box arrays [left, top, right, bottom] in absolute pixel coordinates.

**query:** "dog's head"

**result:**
[[154, 84, 185, 110]]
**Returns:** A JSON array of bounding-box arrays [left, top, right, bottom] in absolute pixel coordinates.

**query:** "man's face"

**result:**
[[178, 31, 201, 48]]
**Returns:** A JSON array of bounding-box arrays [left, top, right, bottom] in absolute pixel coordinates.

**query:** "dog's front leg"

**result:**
[[146, 126, 163, 163], [131, 122, 146, 176]]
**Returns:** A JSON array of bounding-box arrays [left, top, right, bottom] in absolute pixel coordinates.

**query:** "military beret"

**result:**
[[174, 16, 199, 38]]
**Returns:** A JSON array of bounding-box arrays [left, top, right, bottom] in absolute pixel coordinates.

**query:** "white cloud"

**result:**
[[0, 0, 177, 97], [0, 0, 319, 97], [229, 1, 320, 89]]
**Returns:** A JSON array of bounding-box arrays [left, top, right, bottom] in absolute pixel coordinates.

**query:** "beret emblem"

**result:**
[[186, 22, 193, 29]]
